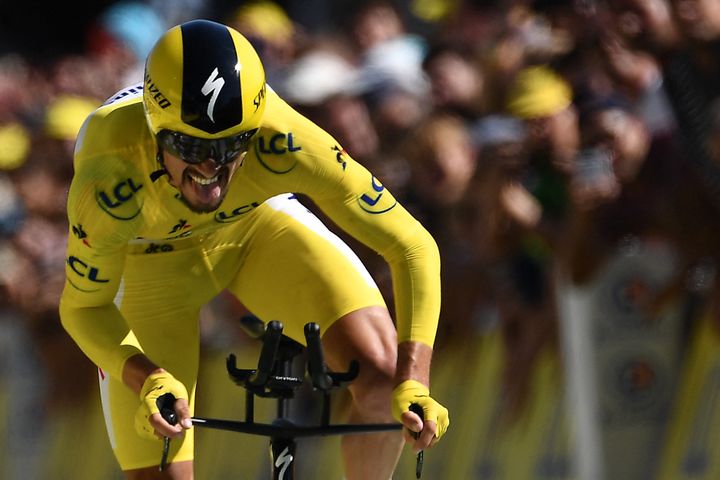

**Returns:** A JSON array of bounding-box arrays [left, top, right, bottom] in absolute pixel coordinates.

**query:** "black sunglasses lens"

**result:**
[[158, 129, 257, 165], [158, 132, 202, 164]]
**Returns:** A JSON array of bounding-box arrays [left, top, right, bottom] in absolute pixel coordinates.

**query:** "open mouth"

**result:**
[[188, 172, 220, 185], [182, 166, 229, 208]]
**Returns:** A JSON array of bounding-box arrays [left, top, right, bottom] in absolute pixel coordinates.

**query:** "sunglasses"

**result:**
[[157, 128, 258, 165]]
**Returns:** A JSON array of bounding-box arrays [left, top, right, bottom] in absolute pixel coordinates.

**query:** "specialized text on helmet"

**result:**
[[144, 72, 172, 109]]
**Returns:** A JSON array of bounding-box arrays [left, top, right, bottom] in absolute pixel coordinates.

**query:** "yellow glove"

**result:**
[[134, 370, 188, 440], [392, 379, 450, 439]]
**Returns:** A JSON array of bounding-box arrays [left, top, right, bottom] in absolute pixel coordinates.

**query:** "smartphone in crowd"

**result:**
[[573, 146, 615, 187]]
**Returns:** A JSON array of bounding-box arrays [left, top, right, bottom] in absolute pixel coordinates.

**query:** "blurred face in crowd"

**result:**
[[407, 115, 477, 206], [0, 56, 31, 120], [606, 0, 682, 50], [585, 107, 651, 182], [373, 89, 427, 138], [424, 51, 484, 110], [352, 3, 403, 51], [671, 0, 720, 41], [599, 35, 662, 95], [322, 95, 380, 160], [524, 106, 580, 172]]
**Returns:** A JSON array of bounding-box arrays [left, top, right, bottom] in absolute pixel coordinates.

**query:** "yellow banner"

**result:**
[[658, 317, 720, 480], [397, 330, 575, 479]]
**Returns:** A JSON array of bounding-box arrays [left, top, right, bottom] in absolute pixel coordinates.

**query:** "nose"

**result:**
[[195, 157, 222, 174]]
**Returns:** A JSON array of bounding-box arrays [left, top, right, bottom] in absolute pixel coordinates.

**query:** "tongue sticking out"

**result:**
[[193, 180, 222, 203], [185, 170, 225, 204]]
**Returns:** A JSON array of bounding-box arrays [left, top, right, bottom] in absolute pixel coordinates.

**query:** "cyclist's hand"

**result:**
[[392, 379, 449, 453], [134, 370, 192, 440]]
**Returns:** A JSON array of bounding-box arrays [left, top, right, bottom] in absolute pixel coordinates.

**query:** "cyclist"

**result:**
[[60, 19, 449, 479]]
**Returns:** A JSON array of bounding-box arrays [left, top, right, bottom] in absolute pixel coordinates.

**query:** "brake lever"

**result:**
[[157, 393, 178, 471], [409, 403, 424, 479]]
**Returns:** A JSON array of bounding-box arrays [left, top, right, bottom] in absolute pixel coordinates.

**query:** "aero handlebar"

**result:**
[[158, 318, 422, 478]]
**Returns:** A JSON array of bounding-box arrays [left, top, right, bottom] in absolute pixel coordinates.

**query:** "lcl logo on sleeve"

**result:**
[[66, 256, 109, 283], [95, 178, 143, 220], [254, 133, 301, 174], [358, 176, 397, 214]]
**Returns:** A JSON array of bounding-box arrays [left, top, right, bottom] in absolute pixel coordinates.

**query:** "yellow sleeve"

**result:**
[[60, 234, 144, 381], [59, 110, 147, 380], [310, 159, 441, 346], [254, 92, 441, 346], [313, 163, 440, 346]]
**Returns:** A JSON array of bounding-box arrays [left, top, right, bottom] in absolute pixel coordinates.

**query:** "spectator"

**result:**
[[605, 0, 720, 209], [422, 42, 490, 118], [597, 32, 677, 134], [505, 63, 577, 236], [401, 112, 478, 233], [87, 1, 166, 87], [8, 94, 98, 415], [279, 47, 383, 167], [227, 0, 301, 86], [0, 51, 52, 480], [0, 122, 30, 173], [349, 1, 431, 142], [671, 0, 720, 44], [440, 114, 528, 339], [562, 88, 720, 329]]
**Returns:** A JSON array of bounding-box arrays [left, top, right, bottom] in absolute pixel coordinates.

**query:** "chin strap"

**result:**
[[150, 168, 168, 182], [150, 149, 168, 182]]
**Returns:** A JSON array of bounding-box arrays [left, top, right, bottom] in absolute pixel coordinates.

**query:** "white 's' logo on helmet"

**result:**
[[201, 67, 225, 123]]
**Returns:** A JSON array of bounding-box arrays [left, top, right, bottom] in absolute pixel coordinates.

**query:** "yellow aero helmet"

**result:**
[[143, 19, 267, 139]]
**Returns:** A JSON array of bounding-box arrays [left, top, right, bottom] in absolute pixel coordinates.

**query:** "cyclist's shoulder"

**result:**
[[77, 83, 152, 159], [252, 86, 341, 168], [74, 83, 154, 177], [260, 86, 333, 143]]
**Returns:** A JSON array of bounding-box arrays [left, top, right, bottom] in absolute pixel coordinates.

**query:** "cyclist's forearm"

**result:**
[[395, 341, 432, 387], [386, 225, 441, 346], [123, 354, 164, 394], [311, 177, 441, 346], [59, 296, 144, 380]]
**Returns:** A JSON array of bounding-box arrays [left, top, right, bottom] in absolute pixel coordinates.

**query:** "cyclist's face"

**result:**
[[162, 149, 246, 213]]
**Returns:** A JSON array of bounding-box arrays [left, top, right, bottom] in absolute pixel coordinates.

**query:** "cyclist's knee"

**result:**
[[349, 348, 397, 418], [323, 306, 398, 416]]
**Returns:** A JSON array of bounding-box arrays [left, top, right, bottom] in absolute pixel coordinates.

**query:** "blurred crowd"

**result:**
[[1, 0, 720, 477]]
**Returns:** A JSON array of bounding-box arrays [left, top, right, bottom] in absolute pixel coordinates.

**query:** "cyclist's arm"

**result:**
[[60, 266, 151, 386], [301, 149, 449, 442], [252, 91, 440, 374], [59, 149, 148, 383], [309, 162, 441, 364]]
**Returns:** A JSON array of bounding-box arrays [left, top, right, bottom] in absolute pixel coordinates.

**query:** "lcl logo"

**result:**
[[67, 256, 110, 283], [358, 176, 397, 214], [258, 133, 302, 155], [215, 202, 260, 223], [96, 178, 143, 220], [97, 179, 143, 208]]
